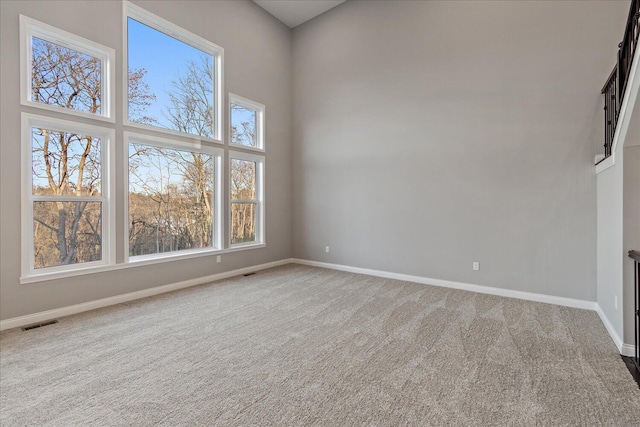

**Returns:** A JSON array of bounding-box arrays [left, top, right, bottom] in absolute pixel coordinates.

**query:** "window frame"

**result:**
[[124, 132, 224, 264], [229, 93, 265, 152], [21, 113, 116, 281], [123, 2, 224, 144], [20, 15, 116, 122], [229, 150, 265, 248]]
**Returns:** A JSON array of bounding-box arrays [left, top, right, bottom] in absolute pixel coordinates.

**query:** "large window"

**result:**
[[22, 114, 115, 277], [19, 4, 266, 283], [229, 152, 264, 246], [20, 15, 115, 121], [125, 3, 223, 141], [126, 134, 222, 260]]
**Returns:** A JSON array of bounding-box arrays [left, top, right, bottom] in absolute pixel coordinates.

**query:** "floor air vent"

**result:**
[[243, 272, 256, 277], [22, 320, 58, 331]]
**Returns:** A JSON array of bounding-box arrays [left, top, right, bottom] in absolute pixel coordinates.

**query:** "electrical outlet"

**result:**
[[614, 295, 618, 309], [325, 246, 330, 253], [216, 255, 221, 263], [473, 262, 480, 271]]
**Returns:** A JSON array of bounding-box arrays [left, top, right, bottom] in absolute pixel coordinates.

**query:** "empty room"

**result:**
[[1, 0, 640, 425]]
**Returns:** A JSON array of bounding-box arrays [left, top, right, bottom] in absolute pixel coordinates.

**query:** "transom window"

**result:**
[[125, 3, 223, 141], [20, 15, 115, 121], [229, 93, 265, 151]]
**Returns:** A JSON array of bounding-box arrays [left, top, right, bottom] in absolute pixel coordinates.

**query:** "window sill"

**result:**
[[596, 154, 615, 174], [21, 100, 115, 123], [229, 143, 265, 154], [123, 120, 223, 147], [20, 243, 266, 285]]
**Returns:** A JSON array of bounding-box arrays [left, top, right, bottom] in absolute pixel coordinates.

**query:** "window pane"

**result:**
[[31, 128, 102, 197], [231, 202, 256, 244], [33, 201, 102, 269], [230, 159, 256, 200], [127, 18, 214, 138], [31, 37, 102, 115], [128, 143, 215, 256], [230, 103, 257, 147]]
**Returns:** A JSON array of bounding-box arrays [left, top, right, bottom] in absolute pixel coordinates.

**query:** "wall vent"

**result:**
[[22, 320, 58, 331]]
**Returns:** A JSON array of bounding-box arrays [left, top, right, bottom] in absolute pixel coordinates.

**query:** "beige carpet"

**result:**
[[1, 264, 639, 426]]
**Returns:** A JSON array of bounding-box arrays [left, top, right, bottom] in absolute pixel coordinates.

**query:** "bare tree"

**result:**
[[163, 56, 214, 138], [128, 68, 157, 125], [31, 38, 154, 267], [230, 159, 256, 244], [230, 105, 257, 148], [128, 144, 214, 255], [162, 57, 258, 244], [126, 55, 257, 252], [32, 38, 101, 113], [128, 56, 216, 254]]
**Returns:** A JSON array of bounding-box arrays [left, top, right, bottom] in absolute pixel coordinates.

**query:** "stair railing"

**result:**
[[599, 0, 640, 163]]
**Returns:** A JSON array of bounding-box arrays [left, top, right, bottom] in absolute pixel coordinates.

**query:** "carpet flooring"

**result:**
[[1, 264, 639, 426]]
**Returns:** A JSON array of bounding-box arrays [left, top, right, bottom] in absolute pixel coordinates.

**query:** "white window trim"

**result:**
[[20, 15, 116, 123], [229, 150, 265, 247], [19, 243, 266, 285], [21, 113, 116, 281], [123, 131, 224, 264], [123, 2, 224, 143], [229, 93, 265, 152]]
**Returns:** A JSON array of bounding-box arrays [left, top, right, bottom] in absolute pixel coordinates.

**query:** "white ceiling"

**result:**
[[253, 1, 345, 29]]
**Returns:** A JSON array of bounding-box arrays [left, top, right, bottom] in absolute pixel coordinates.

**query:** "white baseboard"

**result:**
[[621, 343, 637, 358], [0, 258, 293, 332], [292, 258, 597, 310], [595, 304, 637, 357], [4, 257, 637, 359]]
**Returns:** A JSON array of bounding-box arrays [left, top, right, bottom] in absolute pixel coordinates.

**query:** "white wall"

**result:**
[[623, 94, 640, 345], [597, 149, 624, 344], [0, 0, 292, 320], [292, 0, 628, 301]]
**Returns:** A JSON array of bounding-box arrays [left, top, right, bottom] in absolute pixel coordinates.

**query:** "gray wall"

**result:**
[[292, 0, 629, 300], [1, 0, 632, 323], [0, 0, 292, 320]]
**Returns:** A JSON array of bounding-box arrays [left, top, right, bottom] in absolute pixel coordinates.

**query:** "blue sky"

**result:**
[[127, 18, 210, 128]]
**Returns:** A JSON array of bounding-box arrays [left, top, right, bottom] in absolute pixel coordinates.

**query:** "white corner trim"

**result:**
[[1, 258, 293, 332], [291, 258, 597, 311], [595, 303, 629, 356], [595, 153, 615, 174]]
